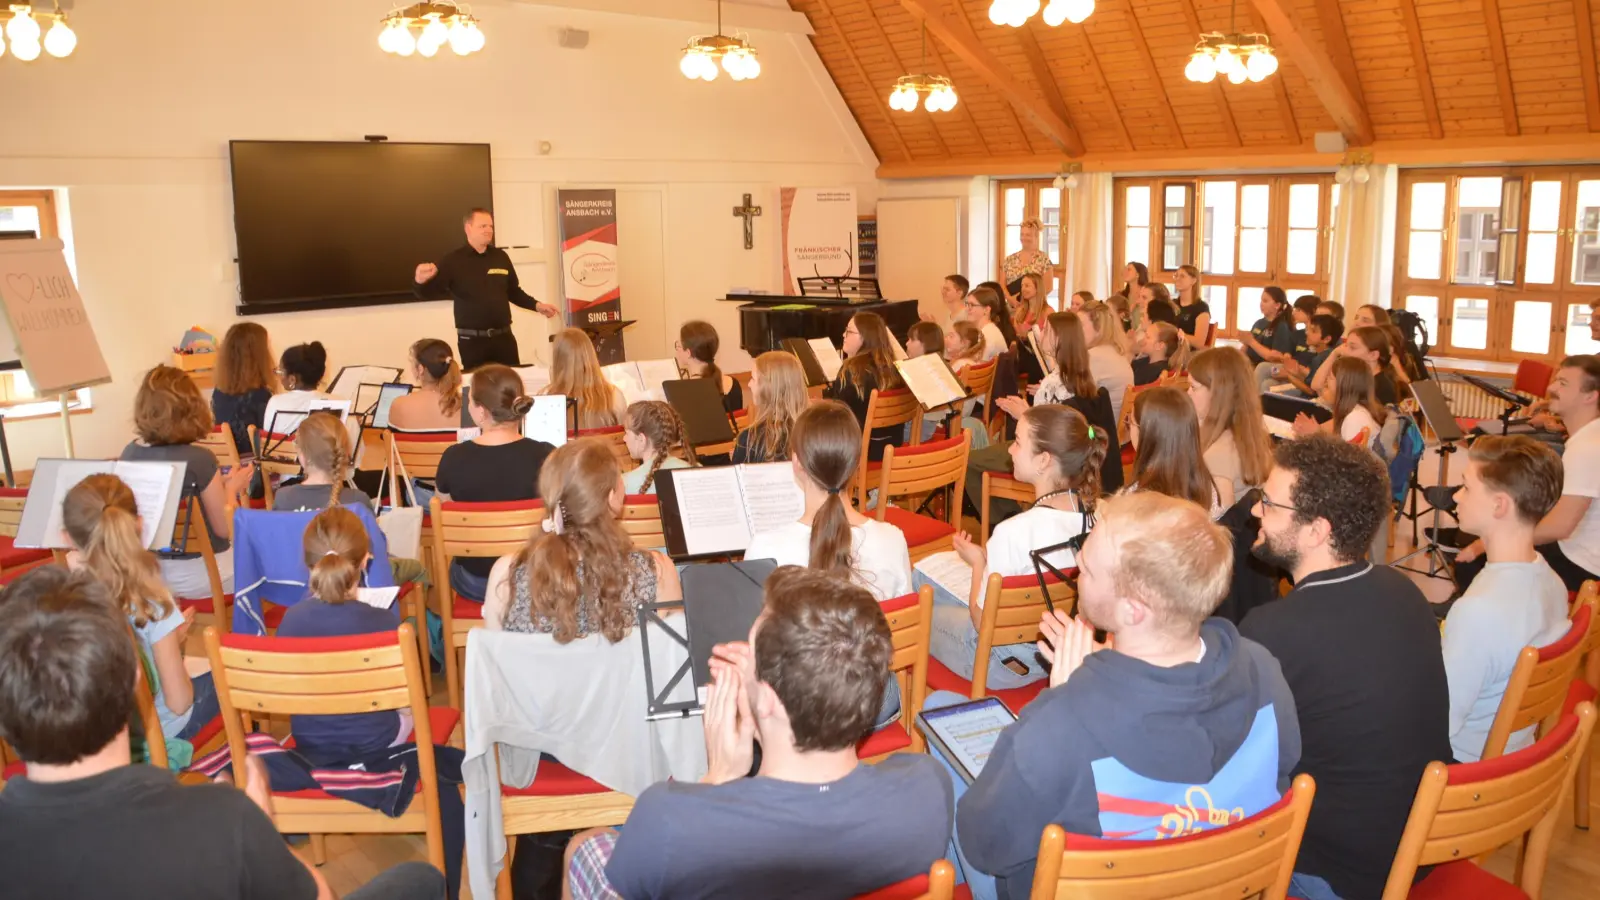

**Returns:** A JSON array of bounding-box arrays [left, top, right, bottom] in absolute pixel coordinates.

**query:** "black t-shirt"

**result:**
[[731, 424, 786, 465], [827, 366, 899, 461], [120, 441, 229, 556], [1175, 299, 1211, 339], [415, 243, 542, 330], [436, 437, 554, 576], [722, 377, 744, 415], [1131, 356, 1169, 387], [0, 764, 318, 899], [212, 387, 272, 457], [1289, 327, 1315, 369], [1246, 317, 1298, 366], [1240, 562, 1451, 900], [1375, 370, 1400, 406]]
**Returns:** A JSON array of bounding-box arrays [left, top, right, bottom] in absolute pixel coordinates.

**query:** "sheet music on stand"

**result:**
[[328, 365, 402, 404], [1028, 328, 1054, 376]]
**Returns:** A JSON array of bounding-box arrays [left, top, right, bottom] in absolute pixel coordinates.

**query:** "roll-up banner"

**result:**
[[781, 187, 858, 294], [556, 189, 621, 326]]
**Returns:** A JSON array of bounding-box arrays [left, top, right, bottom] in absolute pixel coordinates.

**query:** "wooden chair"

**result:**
[[130, 632, 225, 781], [1116, 381, 1162, 476], [248, 425, 300, 509], [196, 425, 245, 471], [1380, 702, 1595, 900], [851, 860, 957, 900], [205, 623, 454, 874], [1204, 322, 1217, 347], [389, 428, 456, 661], [856, 388, 922, 507], [1030, 773, 1316, 900], [0, 487, 53, 579], [0, 740, 21, 790], [164, 495, 260, 635], [620, 495, 665, 550], [979, 472, 1037, 547], [1480, 602, 1592, 761], [429, 497, 545, 709], [1570, 581, 1600, 828], [925, 571, 1075, 713], [959, 358, 998, 420], [494, 757, 636, 900], [858, 586, 934, 763], [871, 431, 970, 562], [572, 426, 638, 472]]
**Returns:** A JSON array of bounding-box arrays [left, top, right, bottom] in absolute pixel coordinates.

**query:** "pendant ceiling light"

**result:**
[[988, 0, 1094, 28], [379, 2, 484, 58], [0, 3, 76, 61], [680, 0, 760, 82], [889, 24, 957, 113], [1184, 0, 1276, 84]]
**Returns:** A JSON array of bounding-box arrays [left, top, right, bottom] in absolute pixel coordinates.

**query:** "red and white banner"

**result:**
[[557, 189, 621, 325], [781, 187, 858, 294]]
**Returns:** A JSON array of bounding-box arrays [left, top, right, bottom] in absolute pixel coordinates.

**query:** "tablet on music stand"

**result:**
[[370, 383, 413, 430]]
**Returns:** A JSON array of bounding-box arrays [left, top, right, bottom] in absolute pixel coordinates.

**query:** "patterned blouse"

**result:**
[[504, 549, 657, 637], [1002, 249, 1052, 298]]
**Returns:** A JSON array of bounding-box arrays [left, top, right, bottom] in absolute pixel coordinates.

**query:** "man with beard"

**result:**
[[932, 491, 1301, 900], [1240, 435, 1450, 900]]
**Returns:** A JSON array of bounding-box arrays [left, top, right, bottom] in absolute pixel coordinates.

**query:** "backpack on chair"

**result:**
[[1374, 405, 1425, 505]]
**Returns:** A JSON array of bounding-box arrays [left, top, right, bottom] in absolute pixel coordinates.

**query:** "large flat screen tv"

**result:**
[[229, 140, 493, 313]]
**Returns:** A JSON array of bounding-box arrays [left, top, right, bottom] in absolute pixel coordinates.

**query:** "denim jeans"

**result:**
[[174, 672, 221, 741], [449, 561, 489, 603], [918, 689, 999, 900], [1288, 872, 1344, 900], [916, 570, 1048, 692]]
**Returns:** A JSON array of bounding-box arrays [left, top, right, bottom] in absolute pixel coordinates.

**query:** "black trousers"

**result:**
[[458, 332, 520, 371]]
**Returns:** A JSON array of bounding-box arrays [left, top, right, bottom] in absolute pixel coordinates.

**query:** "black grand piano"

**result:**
[[722, 277, 921, 357]]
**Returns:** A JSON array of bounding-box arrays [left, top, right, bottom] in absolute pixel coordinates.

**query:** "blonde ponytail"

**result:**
[[296, 412, 350, 508], [62, 474, 175, 627], [302, 506, 369, 605]]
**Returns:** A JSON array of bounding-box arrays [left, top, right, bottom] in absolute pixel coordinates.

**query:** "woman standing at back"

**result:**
[[1187, 348, 1273, 505], [211, 322, 278, 457], [545, 328, 628, 429], [676, 320, 743, 414], [733, 351, 809, 465], [388, 338, 463, 431], [826, 311, 906, 462]]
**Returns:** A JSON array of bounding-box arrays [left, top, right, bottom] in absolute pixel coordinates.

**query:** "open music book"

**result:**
[[895, 354, 967, 410], [1028, 326, 1054, 375], [887, 329, 908, 361], [807, 338, 844, 382], [603, 359, 682, 405], [16, 459, 187, 551], [523, 394, 569, 447], [328, 365, 403, 406], [655, 462, 805, 558]]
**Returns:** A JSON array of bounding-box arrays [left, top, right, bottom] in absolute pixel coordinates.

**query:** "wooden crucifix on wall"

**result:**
[[733, 193, 762, 250]]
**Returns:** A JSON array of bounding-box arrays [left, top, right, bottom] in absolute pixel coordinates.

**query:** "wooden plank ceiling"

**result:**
[[789, 0, 1600, 171]]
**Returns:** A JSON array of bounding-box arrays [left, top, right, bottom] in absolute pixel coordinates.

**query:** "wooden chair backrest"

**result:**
[[164, 496, 228, 629], [1204, 323, 1217, 347], [0, 487, 26, 539], [851, 859, 956, 900], [1482, 603, 1592, 759], [959, 359, 998, 411], [390, 429, 455, 480], [856, 388, 921, 505], [1577, 581, 1600, 691], [979, 473, 1037, 546], [972, 572, 1076, 698], [1032, 773, 1316, 900], [879, 587, 933, 754], [196, 426, 243, 470], [732, 408, 752, 433], [249, 425, 300, 473], [621, 496, 664, 550], [874, 431, 970, 529], [574, 427, 638, 472], [1348, 427, 1371, 446], [1381, 703, 1595, 900], [1118, 381, 1160, 448], [430, 497, 545, 565]]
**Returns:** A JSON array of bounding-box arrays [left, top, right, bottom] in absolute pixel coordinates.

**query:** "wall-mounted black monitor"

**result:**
[[229, 140, 493, 313]]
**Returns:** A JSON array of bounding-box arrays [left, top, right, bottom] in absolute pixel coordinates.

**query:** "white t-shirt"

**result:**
[[1340, 406, 1379, 449], [1088, 344, 1134, 418], [914, 501, 1087, 609], [1558, 417, 1600, 576], [1442, 558, 1571, 762], [980, 322, 1006, 362], [743, 518, 913, 601]]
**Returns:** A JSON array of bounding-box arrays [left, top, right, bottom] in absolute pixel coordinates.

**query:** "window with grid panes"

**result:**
[[994, 180, 1068, 309]]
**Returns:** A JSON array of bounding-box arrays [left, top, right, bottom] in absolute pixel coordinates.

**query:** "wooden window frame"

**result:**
[[993, 179, 1069, 308], [1393, 165, 1600, 363]]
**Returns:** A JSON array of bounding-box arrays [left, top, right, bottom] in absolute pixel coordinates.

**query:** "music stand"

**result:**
[[637, 559, 776, 720], [1028, 537, 1084, 615], [1391, 379, 1466, 581], [1461, 373, 1532, 433]]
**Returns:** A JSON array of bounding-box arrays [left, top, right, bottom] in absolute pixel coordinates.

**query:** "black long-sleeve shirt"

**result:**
[[414, 243, 542, 330]]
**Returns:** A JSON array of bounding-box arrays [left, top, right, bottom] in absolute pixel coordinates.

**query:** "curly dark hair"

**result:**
[[1274, 434, 1391, 564]]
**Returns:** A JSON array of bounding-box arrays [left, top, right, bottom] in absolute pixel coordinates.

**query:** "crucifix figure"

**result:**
[[733, 193, 762, 250]]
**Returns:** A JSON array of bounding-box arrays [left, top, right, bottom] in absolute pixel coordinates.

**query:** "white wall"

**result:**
[[0, 0, 879, 467]]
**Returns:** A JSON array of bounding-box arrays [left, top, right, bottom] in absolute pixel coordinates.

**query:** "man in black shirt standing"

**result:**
[[1240, 435, 1451, 900], [415, 208, 558, 370]]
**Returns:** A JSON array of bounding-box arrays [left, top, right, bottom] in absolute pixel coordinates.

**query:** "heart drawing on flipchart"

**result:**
[[3, 273, 35, 304]]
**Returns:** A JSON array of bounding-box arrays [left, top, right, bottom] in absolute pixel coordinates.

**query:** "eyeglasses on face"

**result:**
[[1257, 493, 1298, 514]]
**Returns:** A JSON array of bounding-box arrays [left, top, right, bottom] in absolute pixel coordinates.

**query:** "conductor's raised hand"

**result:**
[[414, 262, 439, 284], [701, 659, 756, 785]]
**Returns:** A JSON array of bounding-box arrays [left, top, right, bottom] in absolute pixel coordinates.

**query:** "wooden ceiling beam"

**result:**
[[1177, 0, 1240, 147], [856, 0, 951, 159], [1118, 0, 1186, 148], [923, 37, 997, 156], [897, 0, 1087, 156], [1572, 0, 1600, 130], [1480, 0, 1521, 135], [944, 3, 1039, 152], [1014, 23, 1088, 152], [1074, 25, 1133, 151], [1395, 0, 1443, 139], [1249, 0, 1374, 145], [809, 0, 914, 163]]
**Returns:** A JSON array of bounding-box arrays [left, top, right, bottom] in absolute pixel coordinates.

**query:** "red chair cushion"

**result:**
[[1565, 678, 1598, 717], [853, 874, 929, 900], [0, 535, 50, 571], [880, 506, 957, 549], [500, 759, 613, 797], [1120, 443, 1135, 466], [187, 715, 225, 751], [953, 886, 972, 900], [452, 593, 485, 621], [1455, 416, 1483, 435], [1408, 861, 1528, 899], [856, 722, 913, 759], [2, 760, 24, 780], [925, 659, 1048, 714], [400, 706, 461, 745]]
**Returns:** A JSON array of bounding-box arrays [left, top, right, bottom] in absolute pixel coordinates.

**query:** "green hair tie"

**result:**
[[1087, 425, 1097, 440]]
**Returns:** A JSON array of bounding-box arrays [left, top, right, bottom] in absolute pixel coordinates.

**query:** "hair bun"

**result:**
[[510, 395, 534, 417]]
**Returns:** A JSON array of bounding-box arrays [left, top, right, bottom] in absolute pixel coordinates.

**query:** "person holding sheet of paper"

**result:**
[[733, 352, 808, 466], [622, 401, 698, 496], [388, 338, 464, 431], [261, 341, 334, 437], [826, 312, 906, 462], [904, 322, 989, 449], [544, 328, 627, 430], [61, 474, 219, 743], [918, 405, 1105, 692], [676, 320, 744, 415], [121, 366, 253, 600]]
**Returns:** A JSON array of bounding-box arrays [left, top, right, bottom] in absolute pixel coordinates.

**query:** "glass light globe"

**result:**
[[379, 24, 397, 53], [1215, 46, 1236, 74], [42, 20, 73, 57], [988, 0, 1009, 26], [1065, 0, 1094, 24], [1227, 65, 1247, 84], [743, 55, 760, 79], [467, 23, 485, 51], [1023, 0, 1042, 17], [7, 10, 40, 44], [0, 36, 6, 58], [1255, 51, 1277, 78], [1185, 53, 1216, 83], [421, 18, 448, 46], [1065, 173, 1079, 189], [1246, 51, 1274, 82], [394, 27, 416, 56], [888, 90, 903, 111], [926, 91, 942, 112], [1007, 9, 1030, 26], [418, 38, 441, 57], [11, 38, 40, 61], [1042, 2, 1068, 26], [1334, 167, 1352, 185], [449, 21, 474, 55], [1353, 165, 1371, 185], [700, 57, 718, 81]]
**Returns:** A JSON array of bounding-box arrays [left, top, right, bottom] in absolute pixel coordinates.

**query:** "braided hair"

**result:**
[[625, 401, 699, 493]]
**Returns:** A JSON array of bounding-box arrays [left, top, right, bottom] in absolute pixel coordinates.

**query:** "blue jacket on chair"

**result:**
[[229, 503, 396, 635]]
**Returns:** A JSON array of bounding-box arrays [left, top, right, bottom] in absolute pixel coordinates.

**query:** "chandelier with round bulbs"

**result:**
[[988, 0, 1095, 28], [680, 0, 760, 81], [378, 2, 484, 58], [1183, 0, 1276, 84], [0, 3, 77, 62], [888, 25, 957, 113]]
